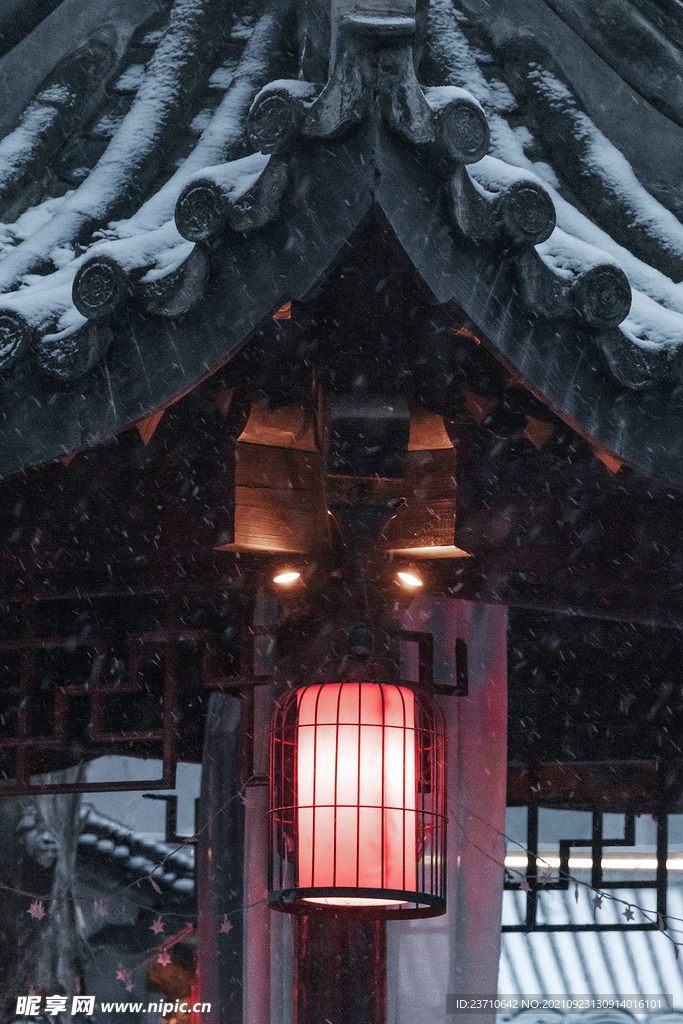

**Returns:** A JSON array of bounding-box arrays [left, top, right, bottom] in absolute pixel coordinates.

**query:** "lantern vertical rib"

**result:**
[[380, 682, 387, 892], [359, 682, 366, 892], [311, 684, 324, 890], [432, 712, 438, 897], [397, 684, 408, 892], [333, 682, 343, 891], [419, 710, 424, 899]]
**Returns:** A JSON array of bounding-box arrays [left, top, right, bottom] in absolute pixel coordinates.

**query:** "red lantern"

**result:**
[[269, 681, 446, 918]]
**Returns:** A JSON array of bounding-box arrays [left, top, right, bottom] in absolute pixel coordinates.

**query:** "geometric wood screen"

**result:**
[[0, 595, 248, 794]]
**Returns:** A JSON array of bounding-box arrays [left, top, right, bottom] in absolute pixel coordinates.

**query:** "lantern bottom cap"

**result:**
[[268, 887, 447, 918]]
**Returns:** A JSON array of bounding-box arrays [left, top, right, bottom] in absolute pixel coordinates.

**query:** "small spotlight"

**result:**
[[273, 570, 301, 585], [397, 570, 423, 589]]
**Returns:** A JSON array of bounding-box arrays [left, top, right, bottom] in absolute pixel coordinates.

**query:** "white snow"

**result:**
[[253, 78, 318, 102], [209, 59, 238, 90], [528, 66, 683, 266], [424, 84, 485, 115], [106, 11, 280, 237], [113, 64, 147, 93], [620, 290, 683, 351], [0, 0, 219, 292], [91, 112, 126, 139], [190, 108, 214, 135], [469, 154, 551, 198], [36, 83, 72, 106], [0, 0, 280, 342], [536, 228, 622, 279], [184, 151, 270, 200], [0, 104, 57, 176]]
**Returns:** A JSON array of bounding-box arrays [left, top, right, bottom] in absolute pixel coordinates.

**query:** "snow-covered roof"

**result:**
[[500, 884, 683, 1011], [77, 803, 195, 901], [1, 0, 683, 483]]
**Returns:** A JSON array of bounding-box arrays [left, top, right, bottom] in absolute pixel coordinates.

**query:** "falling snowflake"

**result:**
[[150, 917, 164, 935], [93, 900, 106, 918], [219, 916, 232, 934], [157, 951, 172, 966], [28, 900, 45, 920]]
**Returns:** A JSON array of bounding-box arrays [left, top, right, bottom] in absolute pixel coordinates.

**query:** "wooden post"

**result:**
[[197, 694, 244, 1024], [242, 685, 272, 1024], [294, 917, 386, 1024]]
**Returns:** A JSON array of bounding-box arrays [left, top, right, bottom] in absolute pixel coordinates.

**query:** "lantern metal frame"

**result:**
[[268, 679, 447, 919]]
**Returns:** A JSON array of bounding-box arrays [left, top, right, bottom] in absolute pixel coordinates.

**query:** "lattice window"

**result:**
[[504, 807, 669, 932]]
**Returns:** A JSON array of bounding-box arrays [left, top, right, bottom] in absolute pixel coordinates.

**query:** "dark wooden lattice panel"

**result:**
[[0, 596, 245, 794], [504, 808, 669, 933]]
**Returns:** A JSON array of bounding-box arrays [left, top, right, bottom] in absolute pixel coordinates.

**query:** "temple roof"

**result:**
[[1, 0, 683, 483]]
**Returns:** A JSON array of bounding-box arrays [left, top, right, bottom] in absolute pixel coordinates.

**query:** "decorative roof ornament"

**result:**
[[0, 0, 682, 483]]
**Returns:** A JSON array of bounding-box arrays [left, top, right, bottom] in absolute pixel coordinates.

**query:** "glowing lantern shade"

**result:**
[[269, 681, 446, 918]]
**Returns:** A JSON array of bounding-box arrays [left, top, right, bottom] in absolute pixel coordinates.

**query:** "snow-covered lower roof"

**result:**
[[78, 803, 195, 901], [500, 884, 683, 1013], [1, 0, 683, 483]]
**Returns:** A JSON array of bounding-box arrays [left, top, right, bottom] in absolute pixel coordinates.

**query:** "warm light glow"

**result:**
[[273, 570, 301, 584], [297, 683, 417, 893], [302, 896, 409, 907], [387, 545, 471, 559], [397, 570, 423, 588], [269, 679, 447, 917]]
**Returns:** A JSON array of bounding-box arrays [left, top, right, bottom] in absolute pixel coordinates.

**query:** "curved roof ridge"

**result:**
[[1, 0, 683, 481]]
